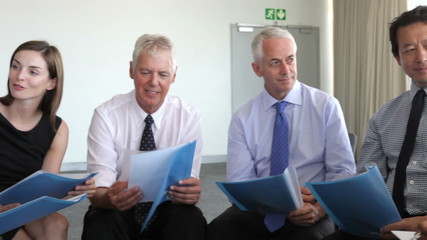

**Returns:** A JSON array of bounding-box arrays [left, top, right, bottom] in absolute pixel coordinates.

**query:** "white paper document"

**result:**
[[392, 230, 420, 240], [127, 141, 196, 232]]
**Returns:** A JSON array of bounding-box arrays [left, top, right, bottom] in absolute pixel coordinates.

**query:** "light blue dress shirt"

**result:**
[[227, 81, 356, 186]]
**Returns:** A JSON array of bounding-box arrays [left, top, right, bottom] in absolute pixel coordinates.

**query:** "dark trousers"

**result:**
[[207, 205, 335, 240], [0, 228, 18, 240], [322, 230, 379, 240], [82, 201, 206, 240]]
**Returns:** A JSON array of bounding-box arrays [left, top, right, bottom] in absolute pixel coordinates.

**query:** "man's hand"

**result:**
[[168, 177, 201, 205], [288, 202, 320, 226], [418, 220, 427, 240], [107, 181, 143, 211], [287, 187, 325, 227], [380, 216, 427, 239], [301, 187, 316, 204]]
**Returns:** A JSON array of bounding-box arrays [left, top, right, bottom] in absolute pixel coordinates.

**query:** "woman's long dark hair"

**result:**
[[0, 40, 64, 130]]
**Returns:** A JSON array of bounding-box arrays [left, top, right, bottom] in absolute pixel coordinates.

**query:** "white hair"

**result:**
[[132, 34, 176, 70], [251, 27, 297, 63]]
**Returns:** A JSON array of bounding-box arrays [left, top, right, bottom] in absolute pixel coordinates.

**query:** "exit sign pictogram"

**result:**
[[265, 8, 286, 21]]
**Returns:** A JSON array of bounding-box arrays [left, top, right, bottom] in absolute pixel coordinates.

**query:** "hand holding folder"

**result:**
[[306, 165, 401, 238], [0, 171, 97, 234], [128, 141, 196, 232]]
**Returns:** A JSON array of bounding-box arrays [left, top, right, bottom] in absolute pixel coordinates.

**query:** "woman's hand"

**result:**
[[68, 178, 96, 198], [0, 203, 20, 213]]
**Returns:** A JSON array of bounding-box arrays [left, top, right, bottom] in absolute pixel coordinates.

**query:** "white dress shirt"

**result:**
[[87, 90, 203, 187], [227, 81, 356, 185]]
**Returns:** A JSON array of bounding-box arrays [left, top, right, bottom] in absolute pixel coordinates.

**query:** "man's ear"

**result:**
[[251, 62, 263, 77], [171, 66, 178, 83], [394, 54, 402, 66], [47, 78, 57, 90], [129, 61, 135, 79]]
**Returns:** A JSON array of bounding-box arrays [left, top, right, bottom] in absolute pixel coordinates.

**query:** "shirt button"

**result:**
[[409, 180, 415, 185], [413, 161, 417, 165]]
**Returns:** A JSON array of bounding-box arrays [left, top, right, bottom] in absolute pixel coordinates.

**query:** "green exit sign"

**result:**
[[265, 8, 286, 20]]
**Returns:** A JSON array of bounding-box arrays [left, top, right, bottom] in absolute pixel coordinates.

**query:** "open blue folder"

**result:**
[[216, 166, 303, 214], [0, 171, 96, 234], [128, 141, 196, 232], [0, 194, 86, 234], [0, 171, 96, 205], [306, 165, 401, 239]]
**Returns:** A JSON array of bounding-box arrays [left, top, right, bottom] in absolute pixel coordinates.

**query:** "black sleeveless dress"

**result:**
[[0, 113, 61, 239]]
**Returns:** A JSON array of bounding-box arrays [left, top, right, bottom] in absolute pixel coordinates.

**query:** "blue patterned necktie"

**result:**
[[264, 101, 289, 232], [134, 115, 157, 228]]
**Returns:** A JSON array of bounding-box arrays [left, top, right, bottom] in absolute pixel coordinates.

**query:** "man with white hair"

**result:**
[[82, 34, 206, 240], [207, 27, 356, 240]]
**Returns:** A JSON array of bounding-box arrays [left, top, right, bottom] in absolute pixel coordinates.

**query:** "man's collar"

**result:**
[[262, 80, 302, 110]]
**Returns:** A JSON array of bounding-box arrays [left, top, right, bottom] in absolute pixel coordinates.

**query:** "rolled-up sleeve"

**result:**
[[87, 108, 119, 187]]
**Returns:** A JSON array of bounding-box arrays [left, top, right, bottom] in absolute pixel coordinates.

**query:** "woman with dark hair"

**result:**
[[0, 40, 95, 240]]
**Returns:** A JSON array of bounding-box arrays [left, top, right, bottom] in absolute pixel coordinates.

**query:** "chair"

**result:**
[[348, 132, 357, 154]]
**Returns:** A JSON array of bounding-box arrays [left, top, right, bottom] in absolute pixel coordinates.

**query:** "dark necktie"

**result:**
[[264, 101, 289, 232], [139, 115, 156, 152], [134, 115, 157, 228], [392, 89, 426, 217]]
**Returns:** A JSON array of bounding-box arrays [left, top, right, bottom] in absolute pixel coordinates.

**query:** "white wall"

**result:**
[[0, 0, 332, 168], [409, 0, 426, 9]]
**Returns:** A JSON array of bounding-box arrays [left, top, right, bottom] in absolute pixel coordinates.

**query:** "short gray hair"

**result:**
[[251, 27, 297, 63], [132, 34, 176, 70]]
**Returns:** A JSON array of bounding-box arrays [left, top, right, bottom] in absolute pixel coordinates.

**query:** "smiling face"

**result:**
[[130, 49, 176, 114], [252, 38, 297, 100], [8, 50, 56, 104], [395, 22, 427, 88]]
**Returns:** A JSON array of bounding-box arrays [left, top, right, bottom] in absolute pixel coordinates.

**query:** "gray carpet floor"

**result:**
[[59, 162, 230, 240]]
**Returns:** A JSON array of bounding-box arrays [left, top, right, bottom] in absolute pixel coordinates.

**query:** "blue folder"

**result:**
[[0, 171, 96, 234], [306, 165, 401, 238], [0, 194, 86, 234], [0, 171, 96, 205], [128, 141, 196, 232], [216, 166, 303, 214]]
